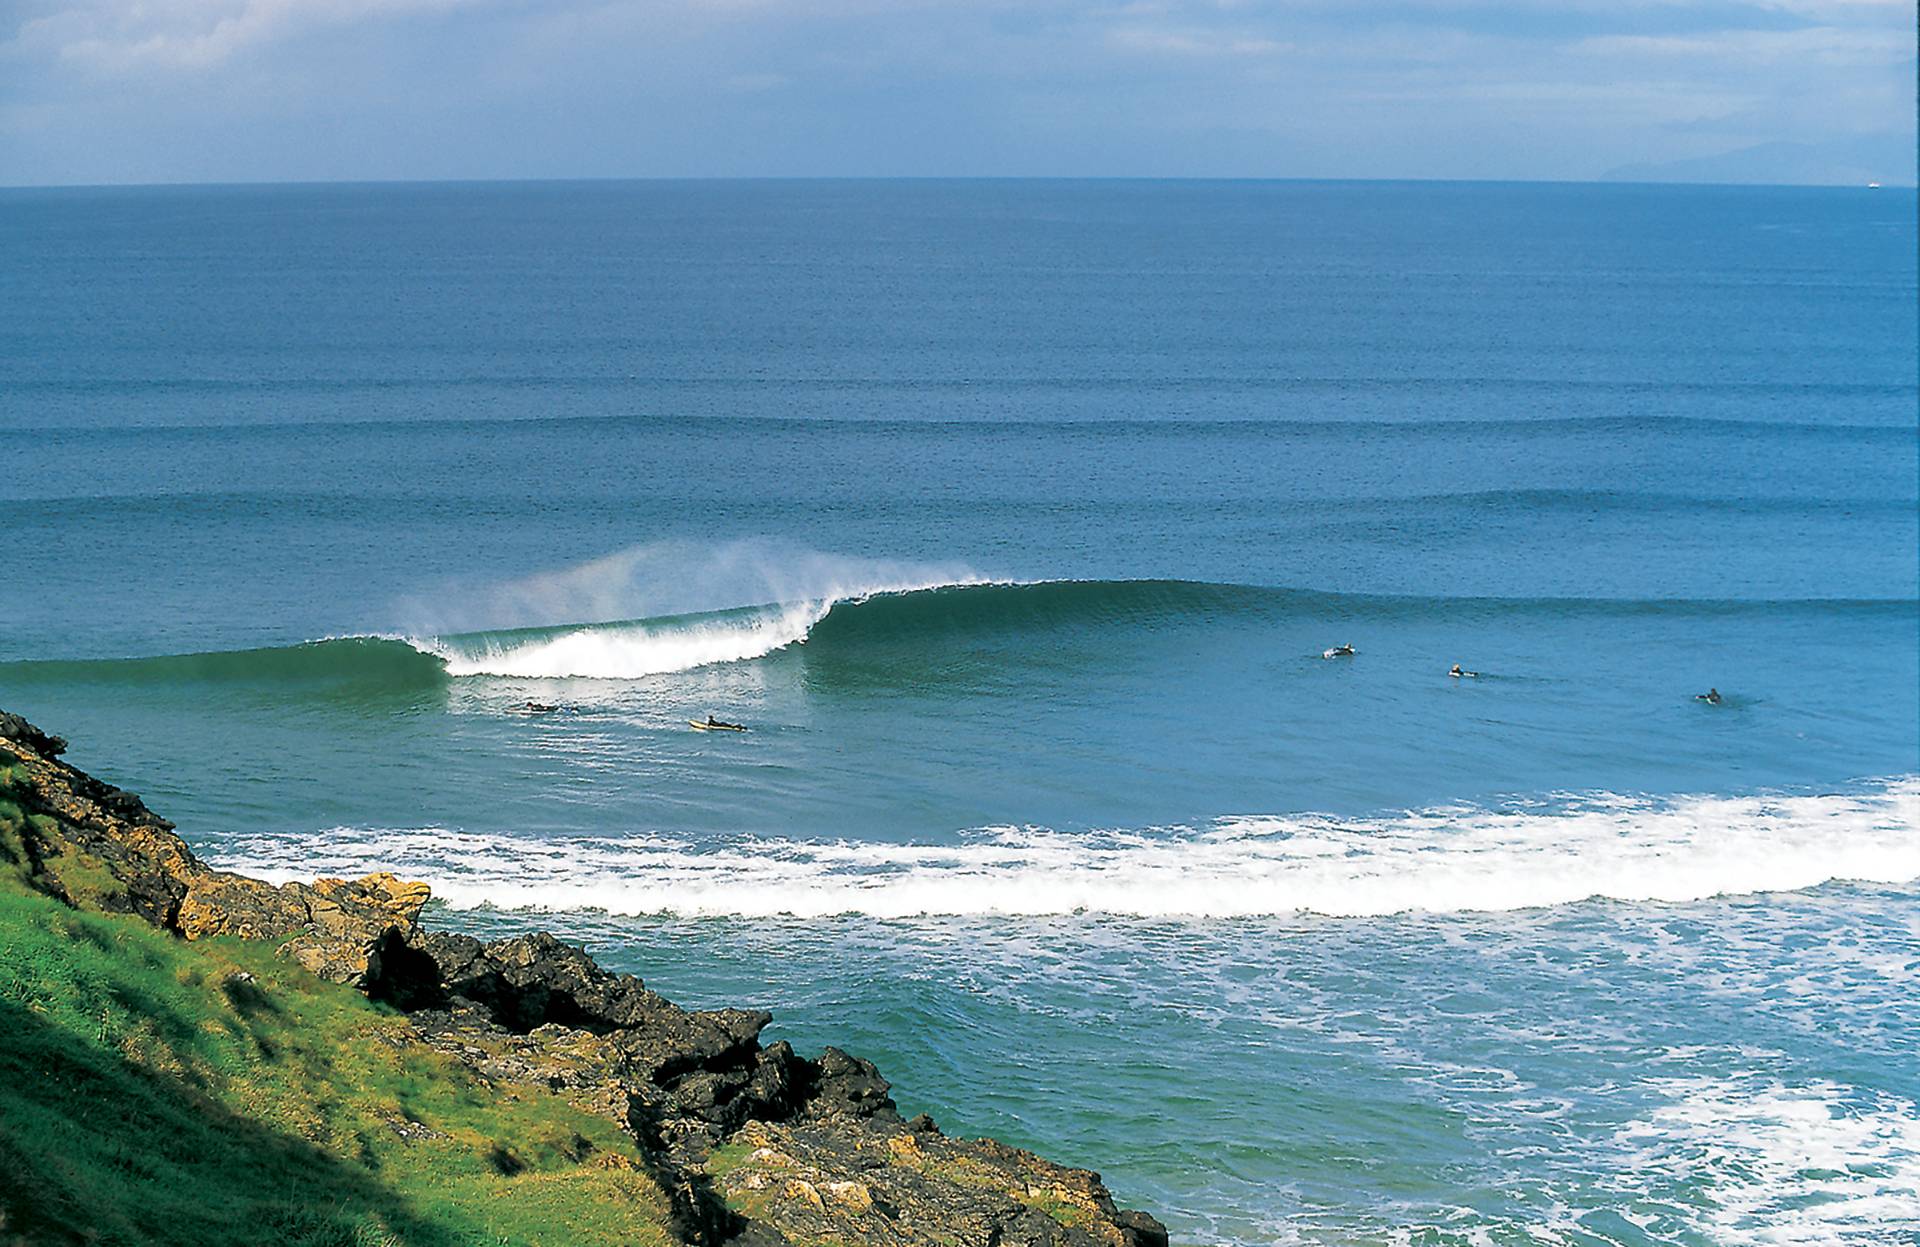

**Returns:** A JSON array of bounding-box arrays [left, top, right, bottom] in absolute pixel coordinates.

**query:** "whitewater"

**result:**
[[211, 780, 1920, 919], [422, 577, 997, 679]]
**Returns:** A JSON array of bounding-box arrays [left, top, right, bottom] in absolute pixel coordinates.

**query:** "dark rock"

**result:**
[[0, 710, 67, 758], [1115, 1209, 1173, 1247], [801, 1046, 900, 1122]]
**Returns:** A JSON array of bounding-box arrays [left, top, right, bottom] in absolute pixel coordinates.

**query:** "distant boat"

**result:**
[[1868, 182, 1881, 189]]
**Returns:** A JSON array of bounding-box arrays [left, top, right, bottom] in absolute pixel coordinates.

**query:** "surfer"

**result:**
[[1449, 664, 1478, 679], [1323, 643, 1355, 659], [1695, 688, 1722, 705], [694, 714, 747, 731], [523, 701, 558, 714]]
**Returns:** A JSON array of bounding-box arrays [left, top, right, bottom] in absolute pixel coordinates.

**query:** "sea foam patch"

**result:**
[[211, 780, 1920, 919], [1611, 1075, 1920, 1244]]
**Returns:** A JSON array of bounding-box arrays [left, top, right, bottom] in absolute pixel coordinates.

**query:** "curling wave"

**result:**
[[211, 780, 1920, 919], [4, 578, 1909, 686]]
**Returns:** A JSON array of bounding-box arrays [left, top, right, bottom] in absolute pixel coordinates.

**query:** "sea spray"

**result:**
[[391, 538, 990, 638]]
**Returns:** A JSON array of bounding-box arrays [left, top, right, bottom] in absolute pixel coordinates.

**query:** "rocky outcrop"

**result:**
[[0, 717, 430, 986], [710, 1118, 1172, 1247], [0, 712, 1170, 1247]]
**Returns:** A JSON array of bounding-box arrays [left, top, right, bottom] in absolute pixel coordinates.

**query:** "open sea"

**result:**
[[2, 179, 1917, 1245]]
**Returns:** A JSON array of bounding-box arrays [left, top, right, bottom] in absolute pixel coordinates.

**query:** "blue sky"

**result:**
[[1, 0, 1912, 185]]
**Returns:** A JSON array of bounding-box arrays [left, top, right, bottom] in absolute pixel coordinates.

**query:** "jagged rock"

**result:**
[[0, 711, 67, 758], [2, 726, 431, 987], [803, 1045, 898, 1121], [0, 711, 1172, 1247]]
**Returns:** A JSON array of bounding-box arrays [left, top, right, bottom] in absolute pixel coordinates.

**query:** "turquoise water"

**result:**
[[3, 180, 1917, 1243]]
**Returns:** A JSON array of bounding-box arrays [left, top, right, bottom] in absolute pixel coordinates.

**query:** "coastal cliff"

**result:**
[[0, 710, 1168, 1247]]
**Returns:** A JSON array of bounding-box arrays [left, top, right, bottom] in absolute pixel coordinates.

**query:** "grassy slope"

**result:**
[[0, 778, 677, 1247]]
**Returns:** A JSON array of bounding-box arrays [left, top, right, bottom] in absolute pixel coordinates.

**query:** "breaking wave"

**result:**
[[4, 579, 1908, 686], [212, 780, 1920, 919]]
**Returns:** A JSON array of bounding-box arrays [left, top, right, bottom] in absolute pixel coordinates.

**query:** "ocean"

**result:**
[[2, 178, 1916, 1244]]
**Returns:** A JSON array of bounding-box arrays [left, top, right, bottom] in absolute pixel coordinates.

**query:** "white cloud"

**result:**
[[1577, 25, 1915, 66], [9, 0, 500, 72], [1106, 24, 1289, 58], [0, 0, 1910, 182]]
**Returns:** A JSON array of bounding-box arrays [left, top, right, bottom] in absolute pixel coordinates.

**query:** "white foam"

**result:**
[[212, 779, 1920, 919], [416, 571, 998, 680], [431, 600, 833, 679], [1613, 1074, 1920, 1243]]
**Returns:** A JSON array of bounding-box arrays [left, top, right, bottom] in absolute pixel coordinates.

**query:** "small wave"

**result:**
[[1389, 488, 1918, 517], [10, 398, 1910, 437], [212, 780, 1920, 920]]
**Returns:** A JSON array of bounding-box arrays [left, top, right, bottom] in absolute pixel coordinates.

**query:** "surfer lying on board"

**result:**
[[694, 714, 748, 731], [1323, 643, 1355, 658], [1695, 688, 1722, 705], [1449, 664, 1478, 679]]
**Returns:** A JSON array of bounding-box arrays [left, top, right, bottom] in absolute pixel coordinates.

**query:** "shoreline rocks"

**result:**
[[0, 711, 1170, 1247]]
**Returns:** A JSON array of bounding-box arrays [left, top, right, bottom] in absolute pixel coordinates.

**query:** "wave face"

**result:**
[[0, 636, 448, 689], [6, 578, 1909, 687], [213, 780, 1920, 919]]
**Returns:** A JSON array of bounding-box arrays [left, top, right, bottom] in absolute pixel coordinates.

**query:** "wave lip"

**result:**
[[213, 780, 1920, 920], [429, 600, 836, 679]]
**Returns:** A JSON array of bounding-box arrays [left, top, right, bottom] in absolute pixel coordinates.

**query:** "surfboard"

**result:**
[[689, 720, 748, 732]]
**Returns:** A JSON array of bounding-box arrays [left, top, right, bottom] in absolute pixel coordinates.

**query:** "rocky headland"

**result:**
[[0, 710, 1168, 1247]]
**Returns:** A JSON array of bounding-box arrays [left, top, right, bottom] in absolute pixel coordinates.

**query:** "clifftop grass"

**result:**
[[0, 852, 676, 1247]]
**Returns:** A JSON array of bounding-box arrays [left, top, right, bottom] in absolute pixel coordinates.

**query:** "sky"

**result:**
[[0, 0, 1913, 186]]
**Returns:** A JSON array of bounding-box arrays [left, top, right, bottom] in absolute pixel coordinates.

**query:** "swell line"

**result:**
[[3, 411, 1913, 439], [2, 579, 1911, 686]]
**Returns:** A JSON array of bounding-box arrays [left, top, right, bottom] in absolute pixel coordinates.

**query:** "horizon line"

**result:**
[[1, 172, 1912, 194]]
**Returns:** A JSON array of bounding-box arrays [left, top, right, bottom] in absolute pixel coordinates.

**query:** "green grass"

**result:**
[[0, 874, 677, 1247]]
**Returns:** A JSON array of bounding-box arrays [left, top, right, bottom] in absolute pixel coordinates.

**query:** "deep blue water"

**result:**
[[2, 180, 1917, 1244]]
